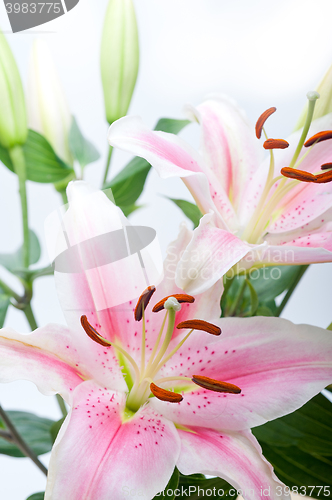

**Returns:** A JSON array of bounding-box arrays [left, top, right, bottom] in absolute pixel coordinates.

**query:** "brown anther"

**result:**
[[263, 138, 289, 150], [255, 107, 276, 139], [321, 163, 332, 170], [192, 375, 241, 394], [281, 167, 317, 183], [150, 383, 183, 403], [315, 170, 332, 183], [152, 294, 195, 313], [304, 130, 332, 147], [134, 285, 156, 321], [81, 315, 110, 347], [176, 319, 221, 336]]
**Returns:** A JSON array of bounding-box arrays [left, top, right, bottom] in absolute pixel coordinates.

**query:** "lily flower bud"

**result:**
[[27, 40, 72, 165], [0, 31, 27, 149], [100, 0, 139, 125]]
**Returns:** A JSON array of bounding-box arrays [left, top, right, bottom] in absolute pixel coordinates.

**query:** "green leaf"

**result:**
[[0, 229, 41, 273], [178, 473, 232, 499], [69, 117, 100, 168], [104, 117, 190, 210], [260, 444, 332, 498], [26, 493, 44, 500], [0, 130, 74, 183], [0, 411, 55, 457], [0, 293, 10, 328], [247, 265, 301, 303], [154, 118, 190, 134], [253, 393, 332, 455], [168, 198, 202, 228], [153, 467, 180, 499], [50, 417, 65, 444], [245, 279, 259, 316], [121, 204, 143, 217]]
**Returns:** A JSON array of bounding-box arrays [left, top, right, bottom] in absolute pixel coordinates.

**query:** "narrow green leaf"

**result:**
[[154, 118, 190, 134], [69, 117, 100, 168], [327, 322, 332, 331], [154, 467, 180, 499], [260, 443, 332, 498], [253, 394, 332, 455], [169, 198, 202, 228], [121, 204, 143, 217], [26, 493, 44, 500], [245, 279, 259, 316], [0, 130, 74, 183], [0, 411, 55, 457], [0, 293, 10, 328], [0, 229, 41, 273], [50, 417, 65, 444], [104, 117, 190, 208]]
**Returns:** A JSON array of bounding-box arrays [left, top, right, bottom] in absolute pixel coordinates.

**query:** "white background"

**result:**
[[0, 0, 332, 498]]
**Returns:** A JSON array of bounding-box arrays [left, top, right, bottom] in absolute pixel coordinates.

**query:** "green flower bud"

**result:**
[[295, 63, 332, 130], [100, 0, 139, 125], [0, 31, 27, 149]]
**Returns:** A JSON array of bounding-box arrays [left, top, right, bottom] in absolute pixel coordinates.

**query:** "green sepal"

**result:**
[[0, 411, 55, 457], [69, 117, 100, 168], [0, 130, 74, 183]]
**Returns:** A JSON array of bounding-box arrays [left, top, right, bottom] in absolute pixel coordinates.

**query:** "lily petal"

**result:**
[[177, 427, 287, 500], [46, 380, 180, 500], [175, 213, 252, 294], [152, 317, 332, 431]]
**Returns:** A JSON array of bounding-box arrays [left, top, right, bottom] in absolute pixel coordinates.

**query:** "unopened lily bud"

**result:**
[[0, 31, 27, 149], [27, 40, 72, 165], [295, 64, 332, 130], [100, 0, 139, 124]]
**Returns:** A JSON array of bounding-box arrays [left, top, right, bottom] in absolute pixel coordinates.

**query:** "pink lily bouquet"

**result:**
[[0, 2, 332, 500]]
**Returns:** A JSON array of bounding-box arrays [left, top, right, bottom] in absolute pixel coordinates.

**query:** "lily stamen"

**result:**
[[263, 138, 289, 150], [150, 382, 183, 403], [134, 285, 156, 322], [152, 294, 195, 312], [321, 163, 332, 170], [192, 375, 241, 394], [176, 319, 221, 336], [255, 107, 276, 139], [304, 130, 332, 147], [281, 167, 332, 184]]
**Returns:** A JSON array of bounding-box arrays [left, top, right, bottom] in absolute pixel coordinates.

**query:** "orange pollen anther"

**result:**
[[304, 130, 332, 147], [176, 319, 221, 336], [150, 383, 183, 403], [152, 294, 195, 312], [192, 375, 241, 394], [255, 107, 277, 139], [321, 163, 332, 170], [81, 315, 110, 347], [281, 167, 332, 184], [263, 138, 289, 150], [134, 285, 156, 321]]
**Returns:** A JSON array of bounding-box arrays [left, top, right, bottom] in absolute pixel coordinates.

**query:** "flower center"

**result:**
[[242, 91, 332, 244], [81, 287, 240, 413]]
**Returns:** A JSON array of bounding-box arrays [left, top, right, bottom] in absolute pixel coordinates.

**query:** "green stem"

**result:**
[[59, 189, 68, 205], [0, 405, 48, 476], [9, 146, 30, 269], [276, 265, 309, 317], [102, 145, 113, 186], [56, 394, 68, 418], [228, 279, 247, 317], [23, 303, 38, 331], [0, 278, 20, 302], [289, 93, 319, 169]]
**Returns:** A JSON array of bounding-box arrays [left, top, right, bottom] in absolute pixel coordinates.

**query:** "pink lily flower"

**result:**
[[1, 182, 332, 500], [108, 94, 332, 293]]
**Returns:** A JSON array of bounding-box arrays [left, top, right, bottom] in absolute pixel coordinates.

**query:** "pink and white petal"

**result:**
[[186, 95, 262, 212], [177, 427, 287, 500], [108, 116, 232, 229], [0, 324, 84, 403], [46, 380, 180, 500], [175, 212, 252, 294], [152, 317, 332, 430]]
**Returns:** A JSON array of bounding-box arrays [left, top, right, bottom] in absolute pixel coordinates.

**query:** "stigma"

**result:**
[[80, 286, 241, 412]]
